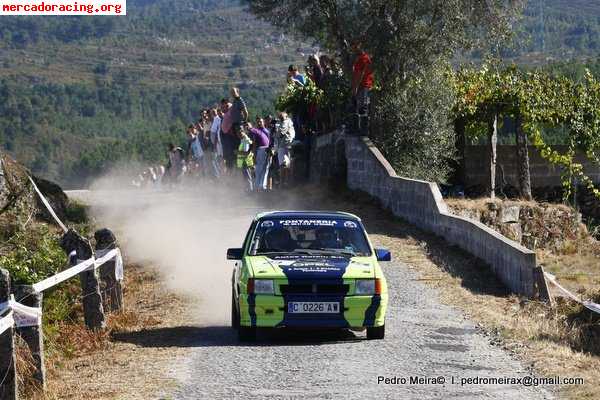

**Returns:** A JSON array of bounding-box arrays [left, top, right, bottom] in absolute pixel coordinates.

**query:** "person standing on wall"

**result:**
[[351, 39, 374, 136], [228, 87, 248, 178], [219, 98, 234, 174], [210, 108, 223, 178]]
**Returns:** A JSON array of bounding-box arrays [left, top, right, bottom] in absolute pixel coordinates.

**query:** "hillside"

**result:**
[[1, 0, 600, 186], [511, 0, 600, 63], [0, 0, 311, 187]]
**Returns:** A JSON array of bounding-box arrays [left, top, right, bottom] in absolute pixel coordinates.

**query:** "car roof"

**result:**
[[255, 210, 362, 221]]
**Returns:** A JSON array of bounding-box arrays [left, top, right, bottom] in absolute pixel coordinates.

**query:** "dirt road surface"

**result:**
[[68, 188, 554, 400]]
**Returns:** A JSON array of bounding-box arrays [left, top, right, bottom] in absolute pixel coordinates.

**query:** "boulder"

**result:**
[[0, 152, 68, 226], [500, 205, 520, 224]]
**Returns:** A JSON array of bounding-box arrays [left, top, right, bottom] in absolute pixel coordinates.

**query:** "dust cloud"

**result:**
[[86, 173, 269, 325]]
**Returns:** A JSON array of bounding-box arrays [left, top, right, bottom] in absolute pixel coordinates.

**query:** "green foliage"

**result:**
[[0, 224, 66, 285], [275, 79, 324, 114], [506, 0, 600, 60], [453, 64, 600, 201], [372, 65, 457, 182], [65, 200, 88, 224], [251, 0, 520, 183]]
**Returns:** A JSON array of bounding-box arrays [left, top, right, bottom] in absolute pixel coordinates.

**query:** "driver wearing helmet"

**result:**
[[263, 228, 296, 252], [313, 226, 340, 249]]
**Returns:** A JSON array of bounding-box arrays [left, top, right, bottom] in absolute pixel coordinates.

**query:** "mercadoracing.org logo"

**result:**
[[1, 0, 126, 15]]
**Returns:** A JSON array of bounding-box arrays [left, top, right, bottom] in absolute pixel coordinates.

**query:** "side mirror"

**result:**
[[227, 248, 243, 260], [375, 248, 391, 262]]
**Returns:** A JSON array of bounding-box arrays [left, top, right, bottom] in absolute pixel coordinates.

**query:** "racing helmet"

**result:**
[[264, 228, 294, 251], [315, 226, 340, 249]]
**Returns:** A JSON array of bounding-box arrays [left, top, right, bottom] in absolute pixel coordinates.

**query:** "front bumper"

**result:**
[[239, 294, 386, 328]]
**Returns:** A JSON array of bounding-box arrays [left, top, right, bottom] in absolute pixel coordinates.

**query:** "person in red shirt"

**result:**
[[351, 39, 374, 135]]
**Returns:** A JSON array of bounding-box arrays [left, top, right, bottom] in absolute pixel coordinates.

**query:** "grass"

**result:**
[[446, 196, 600, 297]]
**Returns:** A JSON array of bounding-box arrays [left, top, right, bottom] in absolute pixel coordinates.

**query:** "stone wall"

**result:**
[[343, 136, 541, 298], [464, 145, 600, 188], [309, 129, 347, 184], [447, 200, 582, 252]]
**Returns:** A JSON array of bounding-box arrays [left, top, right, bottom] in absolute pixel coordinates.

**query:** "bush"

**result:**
[[275, 79, 324, 115], [371, 65, 457, 183], [0, 224, 66, 285]]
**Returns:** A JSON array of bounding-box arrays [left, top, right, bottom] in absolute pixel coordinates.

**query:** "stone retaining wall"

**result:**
[[312, 134, 542, 298]]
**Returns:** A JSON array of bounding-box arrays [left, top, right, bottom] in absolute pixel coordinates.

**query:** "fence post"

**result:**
[[13, 286, 45, 390], [0, 268, 18, 400], [94, 228, 123, 313], [60, 229, 105, 331]]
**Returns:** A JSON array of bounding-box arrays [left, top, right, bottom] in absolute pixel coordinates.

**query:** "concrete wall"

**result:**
[[465, 145, 600, 188], [342, 136, 539, 298]]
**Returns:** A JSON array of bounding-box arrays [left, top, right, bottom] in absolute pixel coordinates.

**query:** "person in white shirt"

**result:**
[[210, 108, 223, 178], [274, 112, 295, 187]]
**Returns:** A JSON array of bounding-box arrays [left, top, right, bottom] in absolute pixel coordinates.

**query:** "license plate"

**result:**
[[287, 302, 340, 314]]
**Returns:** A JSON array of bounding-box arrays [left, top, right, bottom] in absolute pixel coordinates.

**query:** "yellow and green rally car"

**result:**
[[228, 211, 390, 341]]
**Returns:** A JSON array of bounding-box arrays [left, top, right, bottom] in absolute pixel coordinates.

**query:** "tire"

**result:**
[[367, 324, 385, 340], [238, 326, 257, 342], [231, 289, 240, 330]]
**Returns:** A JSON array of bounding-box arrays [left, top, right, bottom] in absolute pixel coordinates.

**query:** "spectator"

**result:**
[[227, 87, 248, 174], [249, 117, 271, 191], [186, 125, 204, 176], [237, 125, 254, 192], [351, 39, 374, 135], [274, 112, 295, 187], [265, 114, 278, 190], [166, 143, 185, 185], [210, 108, 223, 178], [287, 65, 306, 86], [307, 55, 323, 88], [220, 98, 236, 173]]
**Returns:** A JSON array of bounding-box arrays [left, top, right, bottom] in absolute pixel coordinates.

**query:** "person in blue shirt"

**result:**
[[287, 65, 306, 86]]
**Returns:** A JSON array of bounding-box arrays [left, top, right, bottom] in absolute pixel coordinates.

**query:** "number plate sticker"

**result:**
[[287, 302, 340, 314]]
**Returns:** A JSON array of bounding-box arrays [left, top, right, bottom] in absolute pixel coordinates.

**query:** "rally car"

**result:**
[[228, 211, 390, 341]]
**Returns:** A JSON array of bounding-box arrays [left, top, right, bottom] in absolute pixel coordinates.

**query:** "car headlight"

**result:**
[[251, 279, 274, 294], [355, 279, 375, 295]]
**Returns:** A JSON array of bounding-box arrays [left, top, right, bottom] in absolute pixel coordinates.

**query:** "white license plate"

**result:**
[[288, 302, 340, 314]]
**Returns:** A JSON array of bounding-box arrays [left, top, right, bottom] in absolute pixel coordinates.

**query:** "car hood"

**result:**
[[248, 254, 376, 280]]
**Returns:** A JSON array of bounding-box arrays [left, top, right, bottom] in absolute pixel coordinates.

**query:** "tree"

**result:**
[[248, 0, 524, 182], [454, 65, 600, 202]]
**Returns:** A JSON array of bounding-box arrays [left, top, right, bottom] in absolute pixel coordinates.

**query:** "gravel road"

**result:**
[[168, 251, 554, 400], [68, 189, 555, 400]]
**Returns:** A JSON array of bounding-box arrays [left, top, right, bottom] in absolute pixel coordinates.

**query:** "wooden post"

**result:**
[[60, 230, 106, 331], [515, 114, 533, 200], [94, 229, 123, 313], [533, 266, 555, 306], [487, 113, 498, 200], [0, 268, 17, 400], [13, 286, 45, 390]]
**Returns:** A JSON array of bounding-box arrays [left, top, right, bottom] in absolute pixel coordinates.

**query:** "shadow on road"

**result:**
[[111, 325, 364, 348]]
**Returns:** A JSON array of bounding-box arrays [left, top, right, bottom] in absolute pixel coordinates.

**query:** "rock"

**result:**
[[456, 208, 481, 222], [0, 152, 68, 227], [501, 222, 523, 243], [33, 176, 69, 222], [500, 205, 520, 224]]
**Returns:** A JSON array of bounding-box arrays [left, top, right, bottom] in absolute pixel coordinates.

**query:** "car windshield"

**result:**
[[249, 218, 372, 257]]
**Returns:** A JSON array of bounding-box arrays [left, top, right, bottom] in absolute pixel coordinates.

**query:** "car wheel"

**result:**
[[367, 325, 385, 340], [231, 290, 240, 330], [238, 326, 257, 342]]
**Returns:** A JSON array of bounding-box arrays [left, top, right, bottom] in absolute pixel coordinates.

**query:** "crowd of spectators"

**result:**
[[133, 42, 373, 191]]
